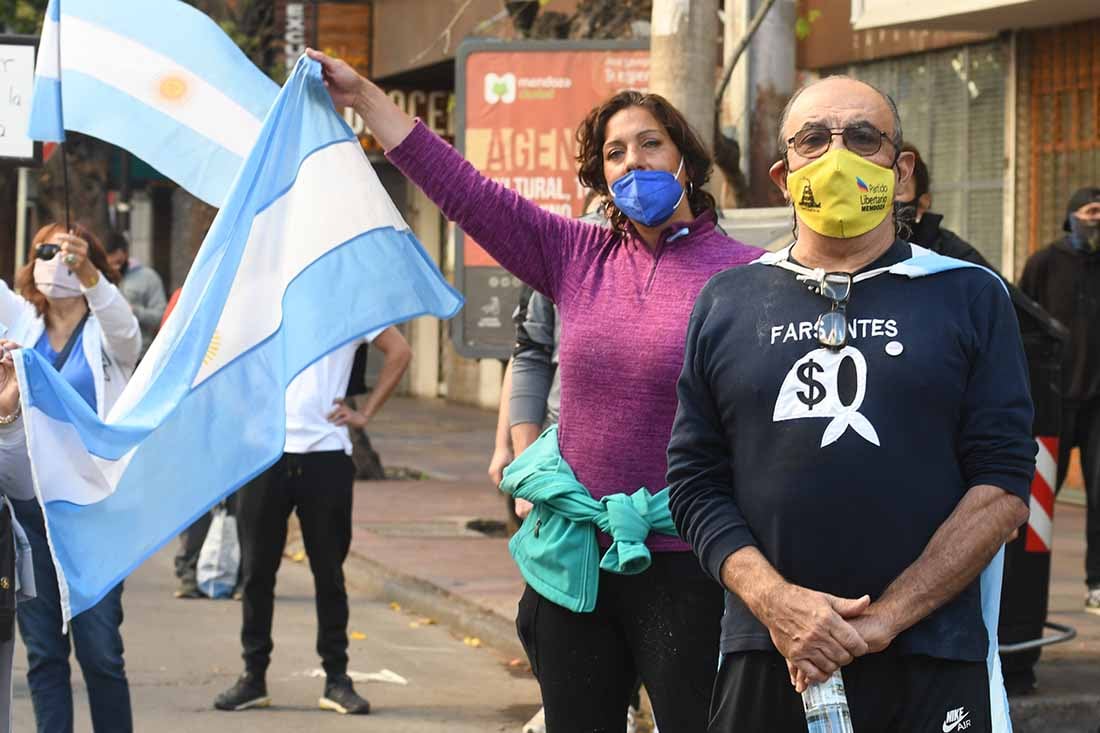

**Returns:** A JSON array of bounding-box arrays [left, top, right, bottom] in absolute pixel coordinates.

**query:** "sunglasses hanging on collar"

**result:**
[[770, 247, 893, 351]]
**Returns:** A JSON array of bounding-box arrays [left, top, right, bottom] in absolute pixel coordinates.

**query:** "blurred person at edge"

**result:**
[[0, 341, 44, 733], [668, 77, 1033, 731], [2, 223, 140, 733], [104, 231, 167, 360], [307, 47, 760, 731], [1020, 187, 1100, 618]]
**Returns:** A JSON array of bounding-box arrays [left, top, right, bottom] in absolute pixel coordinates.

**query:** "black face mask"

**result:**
[[894, 198, 919, 232]]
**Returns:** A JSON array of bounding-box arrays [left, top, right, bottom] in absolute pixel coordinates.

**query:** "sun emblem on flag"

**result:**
[[157, 73, 190, 103], [203, 330, 222, 367]]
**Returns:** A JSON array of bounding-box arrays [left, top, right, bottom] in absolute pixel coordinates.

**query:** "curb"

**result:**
[[342, 547, 526, 662]]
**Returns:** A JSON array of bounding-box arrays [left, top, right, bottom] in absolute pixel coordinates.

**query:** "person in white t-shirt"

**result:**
[[214, 326, 411, 716]]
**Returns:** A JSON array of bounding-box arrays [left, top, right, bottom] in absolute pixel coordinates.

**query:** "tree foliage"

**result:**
[[0, 0, 49, 35], [184, 0, 278, 79]]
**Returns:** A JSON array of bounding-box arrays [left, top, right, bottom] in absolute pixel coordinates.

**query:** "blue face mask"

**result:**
[[610, 157, 686, 228]]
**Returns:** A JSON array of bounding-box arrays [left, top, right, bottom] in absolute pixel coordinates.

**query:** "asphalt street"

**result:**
[[11, 544, 541, 732]]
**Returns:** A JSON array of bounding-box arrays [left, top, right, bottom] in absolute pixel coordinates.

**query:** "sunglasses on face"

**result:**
[[35, 243, 62, 261], [787, 123, 892, 160], [809, 272, 852, 351]]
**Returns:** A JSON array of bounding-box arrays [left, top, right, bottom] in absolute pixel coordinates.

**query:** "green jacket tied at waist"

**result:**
[[499, 426, 679, 613]]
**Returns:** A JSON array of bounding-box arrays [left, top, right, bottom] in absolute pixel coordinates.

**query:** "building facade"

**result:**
[[834, 0, 1100, 278]]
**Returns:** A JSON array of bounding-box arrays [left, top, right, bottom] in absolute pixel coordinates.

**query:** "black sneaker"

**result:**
[[174, 578, 203, 599], [214, 672, 271, 711], [319, 675, 370, 715]]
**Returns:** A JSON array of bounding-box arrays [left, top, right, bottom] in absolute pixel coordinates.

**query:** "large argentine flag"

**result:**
[[28, 0, 278, 206], [14, 58, 463, 623]]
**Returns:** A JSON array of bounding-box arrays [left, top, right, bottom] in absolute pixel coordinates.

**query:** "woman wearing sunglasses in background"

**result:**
[[0, 223, 139, 733], [305, 49, 760, 731]]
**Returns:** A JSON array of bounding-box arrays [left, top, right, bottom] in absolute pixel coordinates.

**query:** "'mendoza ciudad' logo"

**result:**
[[483, 72, 573, 104], [484, 73, 517, 104]]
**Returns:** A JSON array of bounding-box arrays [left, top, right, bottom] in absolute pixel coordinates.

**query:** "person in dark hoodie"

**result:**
[[1020, 186, 1100, 616]]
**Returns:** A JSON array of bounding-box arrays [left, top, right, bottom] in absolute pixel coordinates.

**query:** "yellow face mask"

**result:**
[[787, 148, 895, 239]]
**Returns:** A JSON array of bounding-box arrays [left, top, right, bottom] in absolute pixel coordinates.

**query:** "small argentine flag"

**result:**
[[28, 0, 279, 207], [15, 58, 463, 624]]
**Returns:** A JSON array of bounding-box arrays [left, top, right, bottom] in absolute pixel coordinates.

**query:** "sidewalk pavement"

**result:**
[[347, 396, 1100, 731]]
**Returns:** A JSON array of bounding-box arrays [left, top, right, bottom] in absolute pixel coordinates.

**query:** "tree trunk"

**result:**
[[745, 0, 795, 207], [649, 0, 720, 153]]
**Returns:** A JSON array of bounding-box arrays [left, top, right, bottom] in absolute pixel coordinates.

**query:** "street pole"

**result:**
[[15, 167, 28, 280], [649, 0, 720, 154]]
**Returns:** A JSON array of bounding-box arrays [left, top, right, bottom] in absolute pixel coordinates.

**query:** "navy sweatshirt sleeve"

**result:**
[[665, 249, 1036, 660], [667, 287, 757, 584], [958, 280, 1036, 498]]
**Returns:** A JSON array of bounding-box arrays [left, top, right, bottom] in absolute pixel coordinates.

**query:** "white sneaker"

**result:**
[[626, 705, 638, 733], [1086, 586, 1100, 616], [522, 707, 545, 733]]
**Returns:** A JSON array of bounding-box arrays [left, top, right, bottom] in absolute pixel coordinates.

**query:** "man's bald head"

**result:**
[[776, 75, 903, 160]]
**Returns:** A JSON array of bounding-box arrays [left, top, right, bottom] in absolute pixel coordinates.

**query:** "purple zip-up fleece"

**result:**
[[388, 121, 761, 552]]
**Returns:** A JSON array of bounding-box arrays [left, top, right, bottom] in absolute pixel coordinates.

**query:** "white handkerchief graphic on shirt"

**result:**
[[773, 346, 880, 448]]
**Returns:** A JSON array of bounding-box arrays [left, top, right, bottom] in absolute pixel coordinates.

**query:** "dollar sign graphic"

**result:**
[[796, 359, 826, 410]]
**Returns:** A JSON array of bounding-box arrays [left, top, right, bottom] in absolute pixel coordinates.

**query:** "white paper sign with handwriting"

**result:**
[[0, 43, 38, 161]]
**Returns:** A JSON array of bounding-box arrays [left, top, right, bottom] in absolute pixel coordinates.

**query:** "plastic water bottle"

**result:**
[[802, 670, 854, 732]]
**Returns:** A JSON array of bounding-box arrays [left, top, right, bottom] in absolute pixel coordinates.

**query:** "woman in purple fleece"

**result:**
[[309, 48, 760, 731]]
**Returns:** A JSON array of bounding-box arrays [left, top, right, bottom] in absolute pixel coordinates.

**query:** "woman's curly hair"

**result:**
[[575, 90, 716, 235]]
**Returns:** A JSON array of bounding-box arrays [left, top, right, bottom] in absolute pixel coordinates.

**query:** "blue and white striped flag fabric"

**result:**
[[14, 58, 463, 623], [28, 0, 279, 207]]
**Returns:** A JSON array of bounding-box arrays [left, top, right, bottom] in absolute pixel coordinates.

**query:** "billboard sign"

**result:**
[[454, 39, 649, 359]]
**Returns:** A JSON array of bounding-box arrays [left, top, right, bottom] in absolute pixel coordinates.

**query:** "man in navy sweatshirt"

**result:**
[[667, 76, 1035, 732]]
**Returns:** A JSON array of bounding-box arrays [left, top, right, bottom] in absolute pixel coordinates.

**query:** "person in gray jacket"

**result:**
[[509, 288, 561, 449], [105, 231, 167, 358]]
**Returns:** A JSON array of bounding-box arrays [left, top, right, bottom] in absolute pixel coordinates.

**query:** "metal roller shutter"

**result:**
[[1018, 21, 1100, 258]]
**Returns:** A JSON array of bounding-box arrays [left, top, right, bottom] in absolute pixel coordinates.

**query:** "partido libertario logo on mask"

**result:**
[[856, 175, 891, 213]]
